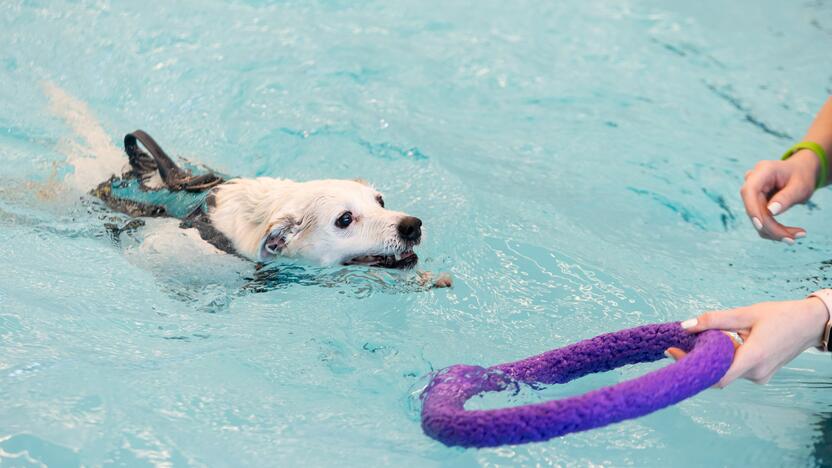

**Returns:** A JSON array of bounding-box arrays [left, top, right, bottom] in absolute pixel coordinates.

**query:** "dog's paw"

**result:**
[[418, 271, 453, 288], [432, 273, 453, 288]]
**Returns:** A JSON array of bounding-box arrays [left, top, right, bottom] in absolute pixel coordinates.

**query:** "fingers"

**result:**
[[667, 341, 750, 388], [767, 181, 811, 218], [666, 332, 740, 360], [740, 163, 776, 239], [727, 333, 742, 350], [681, 309, 757, 333], [742, 183, 803, 241], [666, 331, 740, 365], [758, 191, 806, 242], [665, 347, 686, 361], [758, 216, 805, 243], [766, 183, 810, 240], [741, 163, 807, 242]]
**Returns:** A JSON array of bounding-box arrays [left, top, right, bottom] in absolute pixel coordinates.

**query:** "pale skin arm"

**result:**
[[666, 298, 830, 387], [671, 99, 832, 386], [742, 97, 832, 243]]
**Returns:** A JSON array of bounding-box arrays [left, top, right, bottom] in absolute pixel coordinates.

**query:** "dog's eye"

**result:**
[[375, 195, 384, 208], [335, 211, 353, 229]]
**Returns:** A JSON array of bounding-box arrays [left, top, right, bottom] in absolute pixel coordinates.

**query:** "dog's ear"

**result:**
[[258, 216, 300, 261]]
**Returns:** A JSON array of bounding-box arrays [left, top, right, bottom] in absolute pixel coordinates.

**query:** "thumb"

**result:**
[[766, 181, 813, 216], [715, 340, 761, 388]]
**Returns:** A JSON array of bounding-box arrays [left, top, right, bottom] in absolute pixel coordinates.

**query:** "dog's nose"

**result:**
[[397, 216, 422, 242]]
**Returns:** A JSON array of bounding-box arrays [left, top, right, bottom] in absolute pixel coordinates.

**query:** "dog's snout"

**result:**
[[397, 216, 422, 242]]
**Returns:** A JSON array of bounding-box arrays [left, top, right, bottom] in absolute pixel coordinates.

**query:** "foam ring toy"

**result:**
[[420, 322, 734, 448]]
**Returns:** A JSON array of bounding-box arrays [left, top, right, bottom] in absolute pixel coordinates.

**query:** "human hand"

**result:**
[[740, 150, 820, 243], [666, 298, 829, 387]]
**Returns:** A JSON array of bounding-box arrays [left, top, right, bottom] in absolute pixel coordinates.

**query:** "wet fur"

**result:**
[[210, 177, 416, 265], [44, 82, 424, 270]]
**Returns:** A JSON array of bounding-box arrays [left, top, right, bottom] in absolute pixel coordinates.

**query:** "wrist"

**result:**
[[805, 295, 832, 349], [787, 149, 823, 187]]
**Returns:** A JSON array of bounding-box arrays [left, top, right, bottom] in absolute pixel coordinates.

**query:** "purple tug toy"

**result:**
[[420, 322, 734, 448]]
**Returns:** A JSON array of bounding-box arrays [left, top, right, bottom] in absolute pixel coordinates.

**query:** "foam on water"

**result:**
[[2, 0, 832, 466]]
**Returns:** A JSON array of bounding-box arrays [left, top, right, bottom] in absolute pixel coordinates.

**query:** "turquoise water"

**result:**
[[2, 0, 832, 465]]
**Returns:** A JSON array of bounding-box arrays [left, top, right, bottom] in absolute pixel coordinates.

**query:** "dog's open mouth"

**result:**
[[344, 250, 418, 269]]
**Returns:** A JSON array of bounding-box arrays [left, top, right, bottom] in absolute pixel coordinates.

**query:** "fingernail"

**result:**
[[767, 202, 782, 215], [752, 217, 763, 230], [681, 318, 698, 329], [664, 350, 672, 359], [782, 237, 795, 245], [795, 231, 807, 239]]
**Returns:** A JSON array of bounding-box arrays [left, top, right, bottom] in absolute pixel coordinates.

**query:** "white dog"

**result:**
[[94, 130, 425, 271], [44, 83, 450, 286], [212, 177, 422, 268]]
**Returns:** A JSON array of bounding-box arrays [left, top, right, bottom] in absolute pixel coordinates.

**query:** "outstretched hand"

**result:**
[[740, 150, 819, 243], [666, 298, 829, 387]]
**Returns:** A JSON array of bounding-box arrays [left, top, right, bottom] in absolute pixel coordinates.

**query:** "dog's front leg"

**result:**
[[417, 270, 453, 289]]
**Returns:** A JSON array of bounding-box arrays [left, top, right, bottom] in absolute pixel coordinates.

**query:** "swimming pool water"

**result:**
[[2, 0, 832, 466]]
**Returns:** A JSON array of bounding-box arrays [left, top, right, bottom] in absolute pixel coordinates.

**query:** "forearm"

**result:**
[[803, 97, 832, 155], [794, 97, 832, 187]]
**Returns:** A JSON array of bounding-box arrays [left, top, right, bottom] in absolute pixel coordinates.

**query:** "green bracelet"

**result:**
[[781, 141, 829, 189]]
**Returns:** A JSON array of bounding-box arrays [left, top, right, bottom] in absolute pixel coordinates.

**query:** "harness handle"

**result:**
[[124, 130, 224, 192]]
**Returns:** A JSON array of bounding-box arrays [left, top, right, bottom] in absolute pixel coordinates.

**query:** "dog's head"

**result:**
[[256, 179, 421, 269]]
